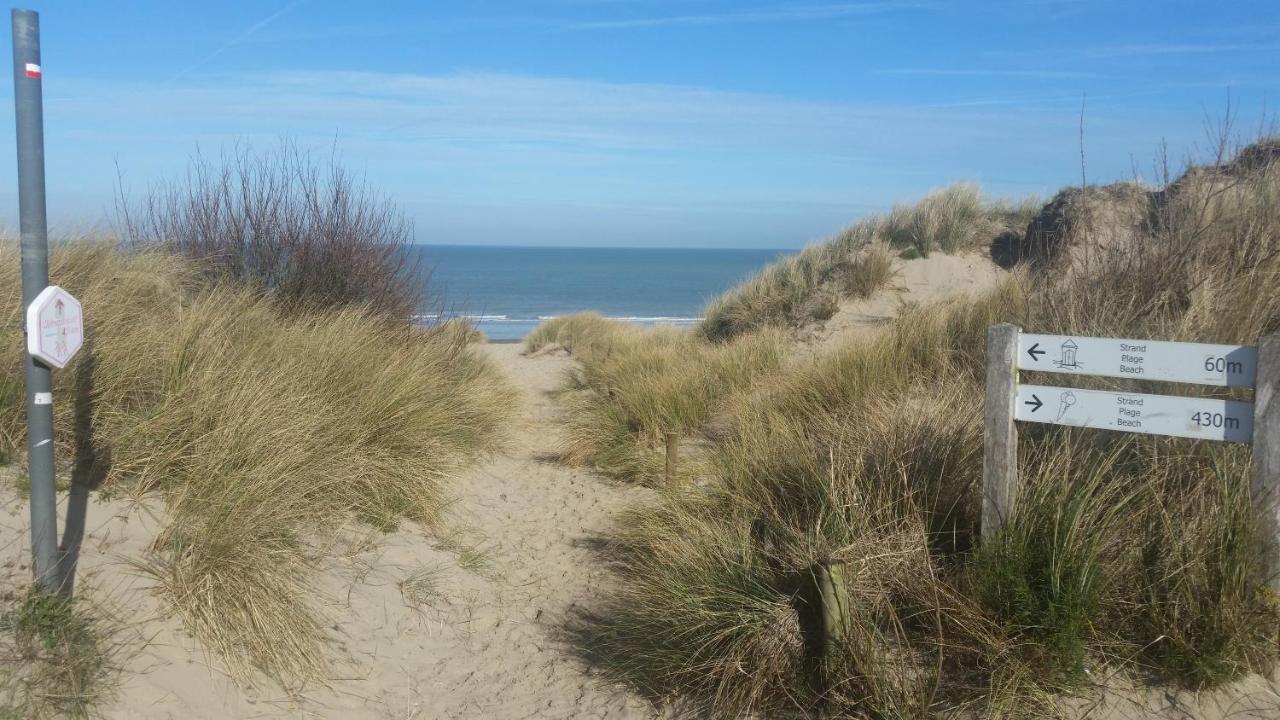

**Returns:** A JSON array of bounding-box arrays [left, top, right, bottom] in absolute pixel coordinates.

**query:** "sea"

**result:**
[[409, 245, 789, 342]]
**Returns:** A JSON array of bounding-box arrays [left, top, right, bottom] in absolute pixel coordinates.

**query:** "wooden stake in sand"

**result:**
[[816, 561, 850, 653], [665, 432, 678, 483]]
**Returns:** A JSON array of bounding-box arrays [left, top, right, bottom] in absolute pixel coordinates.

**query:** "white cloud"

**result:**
[[15, 68, 1225, 243]]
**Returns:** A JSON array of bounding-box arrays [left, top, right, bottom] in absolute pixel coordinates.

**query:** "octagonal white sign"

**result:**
[[25, 285, 84, 369]]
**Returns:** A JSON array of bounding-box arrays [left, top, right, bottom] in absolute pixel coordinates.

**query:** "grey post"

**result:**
[[982, 324, 1020, 540], [1252, 332, 1280, 595], [11, 8, 59, 593]]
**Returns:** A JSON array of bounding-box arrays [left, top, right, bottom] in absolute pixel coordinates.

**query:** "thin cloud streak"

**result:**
[[1080, 42, 1280, 58], [876, 67, 1105, 79], [562, 2, 924, 30], [48, 69, 1167, 185], [26, 68, 1233, 245], [170, 0, 308, 80]]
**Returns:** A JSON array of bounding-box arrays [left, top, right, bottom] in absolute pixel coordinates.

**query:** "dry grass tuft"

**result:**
[[400, 563, 447, 609], [530, 315, 786, 483]]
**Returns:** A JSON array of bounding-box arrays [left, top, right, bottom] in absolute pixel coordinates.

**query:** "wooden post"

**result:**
[[817, 561, 850, 652], [665, 432, 678, 483], [1252, 332, 1280, 595], [982, 324, 1020, 540]]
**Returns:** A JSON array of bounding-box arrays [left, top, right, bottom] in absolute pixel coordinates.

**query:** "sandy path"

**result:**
[[0, 343, 658, 719], [347, 342, 659, 719]]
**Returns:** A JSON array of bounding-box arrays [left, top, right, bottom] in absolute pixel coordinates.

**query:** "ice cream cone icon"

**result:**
[[1055, 391, 1076, 422]]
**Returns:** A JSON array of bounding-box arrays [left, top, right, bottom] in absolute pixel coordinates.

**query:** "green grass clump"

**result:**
[[0, 241, 517, 684], [400, 563, 447, 609], [567, 139, 1280, 716], [524, 311, 621, 356], [840, 243, 896, 298], [973, 441, 1139, 684], [0, 587, 121, 719]]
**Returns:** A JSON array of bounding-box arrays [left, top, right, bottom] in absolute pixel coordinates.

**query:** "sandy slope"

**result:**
[[809, 251, 1007, 352], [0, 343, 658, 719]]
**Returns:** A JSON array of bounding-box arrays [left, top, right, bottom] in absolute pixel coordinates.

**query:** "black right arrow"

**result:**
[[1027, 343, 1046, 362], [1024, 394, 1043, 412]]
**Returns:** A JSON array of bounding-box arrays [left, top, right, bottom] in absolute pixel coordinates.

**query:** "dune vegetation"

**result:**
[[0, 585, 126, 719], [0, 145, 516, 694], [527, 314, 786, 484], [534, 138, 1280, 717], [699, 183, 1039, 342], [2, 210, 514, 695]]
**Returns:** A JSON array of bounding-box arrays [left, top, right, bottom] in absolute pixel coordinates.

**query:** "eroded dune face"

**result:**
[[1004, 182, 1153, 271], [997, 139, 1280, 275]]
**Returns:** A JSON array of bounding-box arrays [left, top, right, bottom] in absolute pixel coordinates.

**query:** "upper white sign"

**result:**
[[1018, 333, 1257, 388], [25, 285, 84, 369], [1015, 383, 1254, 443]]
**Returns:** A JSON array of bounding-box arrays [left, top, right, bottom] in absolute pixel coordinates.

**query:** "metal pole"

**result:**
[[11, 8, 59, 593]]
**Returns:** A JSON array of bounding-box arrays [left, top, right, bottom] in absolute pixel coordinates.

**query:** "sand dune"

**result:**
[[1, 343, 659, 719], [809, 251, 1008, 352], [4, 339, 1279, 718]]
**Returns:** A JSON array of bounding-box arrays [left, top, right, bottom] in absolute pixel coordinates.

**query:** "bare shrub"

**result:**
[[120, 141, 423, 320]]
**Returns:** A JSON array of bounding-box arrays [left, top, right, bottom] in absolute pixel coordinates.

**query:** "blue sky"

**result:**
[[2, 1, 1278, 248]]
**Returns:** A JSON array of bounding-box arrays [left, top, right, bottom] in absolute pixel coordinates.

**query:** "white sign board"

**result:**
[[1018, 333, 1256, 387], [25, 285, 84, 369], [1015, 383, 1253, 443]]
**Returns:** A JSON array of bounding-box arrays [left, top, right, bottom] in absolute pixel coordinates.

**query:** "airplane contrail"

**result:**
[[170, 0, 308, 81]]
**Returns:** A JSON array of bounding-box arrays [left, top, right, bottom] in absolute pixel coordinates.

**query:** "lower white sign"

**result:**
[[1015, 383, 1254, 443]]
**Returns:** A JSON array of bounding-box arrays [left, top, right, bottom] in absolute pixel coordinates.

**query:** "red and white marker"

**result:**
[[24, 62, 40, 79]]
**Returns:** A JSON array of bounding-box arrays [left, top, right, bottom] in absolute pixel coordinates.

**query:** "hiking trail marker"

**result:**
[[25, 285, 83, 369], [983, 324, 1280, 593]]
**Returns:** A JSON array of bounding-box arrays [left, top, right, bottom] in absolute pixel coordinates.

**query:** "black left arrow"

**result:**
[[1024, 394, 1043, 412], [1027, 343, 1046, 362]]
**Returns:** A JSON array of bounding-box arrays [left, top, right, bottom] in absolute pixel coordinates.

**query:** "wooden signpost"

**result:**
[[984, 324, 1280, 593]]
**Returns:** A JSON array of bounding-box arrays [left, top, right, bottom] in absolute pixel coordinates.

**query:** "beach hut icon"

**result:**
[[1056, 338, 1080, 369]]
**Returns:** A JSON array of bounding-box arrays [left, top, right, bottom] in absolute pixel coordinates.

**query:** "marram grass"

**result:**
[[699, 182, 1037, 342], [539, 140, 1280, 718], [0, 240, 516, 684]]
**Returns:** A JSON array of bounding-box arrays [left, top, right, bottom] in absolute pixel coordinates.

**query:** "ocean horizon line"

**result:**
[[414, 313, 704, 325], [414, 242, 794, 253]]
